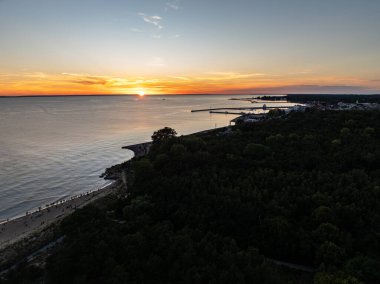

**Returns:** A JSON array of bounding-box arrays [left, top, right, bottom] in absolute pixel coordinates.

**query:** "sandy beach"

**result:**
[[0, 182, 118, 249]]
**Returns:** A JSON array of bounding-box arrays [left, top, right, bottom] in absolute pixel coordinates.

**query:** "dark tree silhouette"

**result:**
[[6, 111, 380, 284], [151, 127, 177, 144]]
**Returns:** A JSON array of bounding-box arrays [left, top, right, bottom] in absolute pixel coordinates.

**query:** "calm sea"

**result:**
[[0, 95, 270, 220]]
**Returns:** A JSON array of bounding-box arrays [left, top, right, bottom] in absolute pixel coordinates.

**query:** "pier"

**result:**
[[209, 111, 269, 117], [191, 106, 290, 113], [122, 142, 152, 158], [229, 98, 288, 103], [209, 111, 249, 115]]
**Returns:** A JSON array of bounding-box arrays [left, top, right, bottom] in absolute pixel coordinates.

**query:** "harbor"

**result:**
[[191, 105, 292, 113], [191, 97, 299, 121]]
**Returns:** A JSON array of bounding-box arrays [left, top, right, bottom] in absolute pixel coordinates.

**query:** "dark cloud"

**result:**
[[67, 76, 108, 86], [220, 85, 376, 95]]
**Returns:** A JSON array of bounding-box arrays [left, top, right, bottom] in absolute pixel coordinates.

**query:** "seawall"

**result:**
[[122, 142, 152, 158]]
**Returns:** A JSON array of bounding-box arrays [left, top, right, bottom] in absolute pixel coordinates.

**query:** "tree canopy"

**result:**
[[151, 127, 177, 144], [4, 110, 380, 284]]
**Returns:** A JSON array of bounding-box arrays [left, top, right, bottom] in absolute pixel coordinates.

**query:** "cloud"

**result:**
[[218, 84, 375, 95], [152, 35, 162, 39], [62, 74, 109, 86], [0, 72, 47, 78], [168, 76, 190, 81], [201, 72, 269, 81], [166, 0, 180, 11], [288, 69, 313, 75], [23, 72, 47, 79], [283, 85, 373, 94], [139, 13, 163, 29], [2, 71, 378, 96]]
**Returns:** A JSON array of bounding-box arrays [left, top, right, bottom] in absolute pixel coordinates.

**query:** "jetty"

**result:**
[[210, 111, 248, 115], [191, 106, 291, 113], [229, 98, 288, 103], [122, 142, 152, 158], [209, 110, 268, 116]]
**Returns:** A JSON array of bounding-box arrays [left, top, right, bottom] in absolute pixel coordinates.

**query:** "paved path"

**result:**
[[0, 182, 116, 249]]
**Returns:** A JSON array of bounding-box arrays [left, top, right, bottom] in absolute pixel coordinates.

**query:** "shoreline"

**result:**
[[0, 126, 229, 250], [0, 181, 118, 249], [0, 181, 114, 226]]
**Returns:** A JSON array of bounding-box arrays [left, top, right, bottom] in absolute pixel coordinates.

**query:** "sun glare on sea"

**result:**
[[138, 91, 145, 97]]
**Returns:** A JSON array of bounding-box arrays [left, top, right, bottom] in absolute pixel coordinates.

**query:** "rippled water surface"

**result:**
[[0, 95, 265, 220]]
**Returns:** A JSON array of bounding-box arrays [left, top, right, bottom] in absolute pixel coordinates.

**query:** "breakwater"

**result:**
[[122, 142, 152, 158]]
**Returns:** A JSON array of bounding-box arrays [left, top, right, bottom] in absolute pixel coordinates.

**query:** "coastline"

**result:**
[[0, 181, 114, 225], [0, 126, 230, 251], [0, 181, 118, 249]]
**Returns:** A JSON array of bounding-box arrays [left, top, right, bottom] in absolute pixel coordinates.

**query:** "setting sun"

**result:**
[[139, 91, 145, 97]]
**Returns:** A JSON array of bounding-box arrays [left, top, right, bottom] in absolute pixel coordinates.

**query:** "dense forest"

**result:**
[[287, 94, 380, 104], [257, 94, 380, 103], [3, 110, 380, 283]]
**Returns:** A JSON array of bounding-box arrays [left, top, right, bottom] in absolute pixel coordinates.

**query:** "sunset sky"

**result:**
[[1, 0, 380, 95]]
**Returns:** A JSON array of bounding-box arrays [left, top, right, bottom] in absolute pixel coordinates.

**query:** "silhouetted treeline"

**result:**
[[287, 94, 380, 104], [3, 110, 380, 284], [256, 96, 288, 101]]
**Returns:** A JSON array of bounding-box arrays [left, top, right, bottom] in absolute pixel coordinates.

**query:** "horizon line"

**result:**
[[1, 93, 380, 98]]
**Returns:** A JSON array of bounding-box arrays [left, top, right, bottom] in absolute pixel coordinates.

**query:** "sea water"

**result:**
[[0, 95, 285, 220]]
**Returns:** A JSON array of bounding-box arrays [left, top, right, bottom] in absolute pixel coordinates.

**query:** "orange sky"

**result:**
[[1, 1, 380, 96], [1, 71, 378, 96]]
